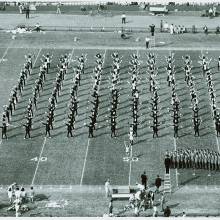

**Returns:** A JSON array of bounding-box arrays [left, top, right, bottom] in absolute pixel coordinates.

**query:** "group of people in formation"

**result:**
[[1, 53, 33, 139], [183, 54, 201, 136], [166, 53, 181, 138], [108, 52, 122, 137], [167, 148, 220, 171], [23, 53, 53, 139], [66, 54, 86, 137], [85, 53, 105, 138], [128, 53, 141, 143], [2, 51, 220, 139], [147, 53, 160, 138], [198, 54, 220, 136]]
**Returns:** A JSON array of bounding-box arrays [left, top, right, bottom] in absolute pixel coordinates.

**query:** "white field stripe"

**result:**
[[31, 137, 47, 185], [80, 49, 107, 186], [80, 138, 90, 186], [0, 44, 11, 63], [4, 46, 220, 51], [173, 137, 179, 187], [216, 136, 220, 153], [32, 48, 42, 70], [128, 143, 133, 186]]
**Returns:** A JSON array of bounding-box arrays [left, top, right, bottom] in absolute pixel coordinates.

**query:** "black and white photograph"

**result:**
[[0, 0, 220, 217]]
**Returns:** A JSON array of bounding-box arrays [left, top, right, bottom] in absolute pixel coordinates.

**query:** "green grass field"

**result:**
[[1, 36, 220, 190]]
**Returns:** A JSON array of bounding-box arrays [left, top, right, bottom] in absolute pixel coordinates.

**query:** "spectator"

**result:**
[[121, 13, 126, 24], [209, 7, 213, 17], [25, 5, 30, 19], [192, 25, 196, 33], [145, 37, 150, 49], [20, 187, 27, 203], [14, 198, 21, 217], [164, 154, 171, 174], [136, 182, 144, 191], [170, 24, 174, 35], [141, 171, 148, 189], [104, 179, 111, 198], [155, 175, 163, 193], [18, 4, 23, 14], [15, 187, 21, 200], [213, 6, 216, 17], [30, 186, 34, 203], [33, 23, 41, 32], [56, 3, 61, 14], [160, 20, 163, 32], [149, 24, 155, 36], [160, 192, 166, 211], [203, 25, 208, 34], [164, 22, 169, 32], [108, 199, 113, 216], [164, 206, 171, 217], [148, 190, 154, 208], [7, 187, 13, 204], [216, 26, 220, 34], [182, 212, 186, 217], [153, 205, 158, 217]]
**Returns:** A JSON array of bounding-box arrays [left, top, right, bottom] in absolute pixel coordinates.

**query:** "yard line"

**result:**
[[128, 144, 133, 186], [32, 48, 42, 69], [173, 137, 179, 187], [4, 46, 220, 51], [80, 139, 90, 186], [0, 43, 11, 63], [31, 137, 47, 185]]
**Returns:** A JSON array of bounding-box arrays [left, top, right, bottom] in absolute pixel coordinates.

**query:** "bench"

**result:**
[[149, 6, 168, 15], [111, 185, 139, 200]]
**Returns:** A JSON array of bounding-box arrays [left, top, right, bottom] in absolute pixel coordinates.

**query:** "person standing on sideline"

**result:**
[[108, 199, 113, 216], [149, 24, 155, 36], [141, 171, 148, 189], [170, 24, 174, 35], [164, 154, 171, 174], [155, 175, 163, 193], [26, 5, 30, 19], [160, 20, 163, 32], [145, 37, 150, 49], [30, 186, 35, 203], [164, 206, 171, 217], [56, 3, 61, 14], [105, 179, 111, 198], [19, 4, 23, 14], [121, 13, 126, 24]]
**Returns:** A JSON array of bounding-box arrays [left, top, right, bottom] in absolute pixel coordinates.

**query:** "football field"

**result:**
[[1, 35, 220, 189]]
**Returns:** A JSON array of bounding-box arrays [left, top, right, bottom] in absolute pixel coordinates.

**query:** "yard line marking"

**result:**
[[80, 138, 90, 186], [128, 143, 133, 186], [215, 136, 220, 153], [173, 137, 179, 187], [31, 137, 47, 185], [32, 48, 42, 69], [6, 46, 220, 51], [0, 43, 11, 63]]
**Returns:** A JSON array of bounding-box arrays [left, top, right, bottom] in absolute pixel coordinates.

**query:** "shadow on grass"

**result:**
[[169, 203, 180, 209], [34, 194, 50, 202], [179, 175, 200, 186], [0, 203, 9, 209]]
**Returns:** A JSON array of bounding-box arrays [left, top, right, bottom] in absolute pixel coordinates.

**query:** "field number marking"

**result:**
[[30, 156, 47, 162]]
